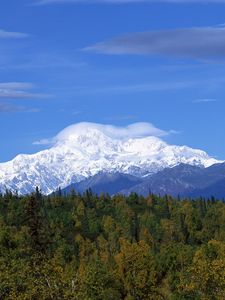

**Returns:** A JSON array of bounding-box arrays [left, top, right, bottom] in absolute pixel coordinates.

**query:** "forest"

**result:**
[[0, 188, 224, 299]]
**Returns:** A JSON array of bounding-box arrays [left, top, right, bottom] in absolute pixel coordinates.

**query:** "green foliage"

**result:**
[[0, 189, 224, 299]]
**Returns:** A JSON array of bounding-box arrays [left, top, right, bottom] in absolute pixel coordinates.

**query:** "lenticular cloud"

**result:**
[[57, 122, 168, 140], [34, 122, 169, 145]]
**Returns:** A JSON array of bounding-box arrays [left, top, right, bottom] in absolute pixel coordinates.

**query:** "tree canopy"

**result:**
[[0, 189, 224, 299]]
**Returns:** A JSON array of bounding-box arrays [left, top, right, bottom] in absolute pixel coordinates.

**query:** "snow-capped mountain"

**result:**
[[0, 122, 221, 194]]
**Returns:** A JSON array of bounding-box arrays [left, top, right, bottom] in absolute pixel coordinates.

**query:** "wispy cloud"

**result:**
[[193, 98, 220, 103], [33, 0, 225, 5], [0, 102, 40, 113], [0, 82, 51, 99], [0, 29, 29, 39], [84, 26, 225, 59]]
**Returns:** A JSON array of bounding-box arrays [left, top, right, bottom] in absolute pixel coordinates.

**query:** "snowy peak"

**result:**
[[0, 122, 222, 195]]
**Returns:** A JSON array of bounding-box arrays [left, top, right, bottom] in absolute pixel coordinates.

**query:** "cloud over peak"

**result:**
[[34, 122, 172, 145], [84, 26, 225, 59]]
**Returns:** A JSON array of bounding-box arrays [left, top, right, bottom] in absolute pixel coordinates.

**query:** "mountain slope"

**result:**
[[0, 122, 221, 195], [61, 172, 142, 196], [59, 163, 225, 198], [120, 163, 225, 197]]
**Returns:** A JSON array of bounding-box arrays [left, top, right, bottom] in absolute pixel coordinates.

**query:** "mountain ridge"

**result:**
[[0, 123, 222, 195], [61, 163, 225, 199]]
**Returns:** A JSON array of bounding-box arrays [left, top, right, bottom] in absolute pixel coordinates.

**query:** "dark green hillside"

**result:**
[[0, 189, 224, 299]]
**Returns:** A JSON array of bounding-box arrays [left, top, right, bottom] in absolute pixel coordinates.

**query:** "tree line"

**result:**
[[0, 188, 224, 299]]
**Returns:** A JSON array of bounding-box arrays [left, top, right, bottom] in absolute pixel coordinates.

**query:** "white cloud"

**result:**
[[0, 29, 28, 39], [33, 122, 173, 145]]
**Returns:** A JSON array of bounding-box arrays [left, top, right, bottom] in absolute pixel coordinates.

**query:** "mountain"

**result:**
[[61, 172, 142, 196], [120, 164, 203, 197], [0, 122, 221, 195], [61, 163, 225, 199], [189, 180, 225, 199], [120, 163, 225, 198]]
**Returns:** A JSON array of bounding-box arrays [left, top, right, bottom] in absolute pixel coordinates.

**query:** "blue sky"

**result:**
[[1, 0, 225, 161]]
